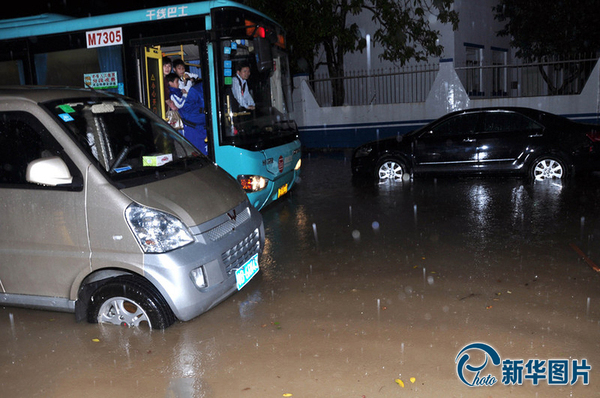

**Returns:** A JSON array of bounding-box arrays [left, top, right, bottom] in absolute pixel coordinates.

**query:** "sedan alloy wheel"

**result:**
[[532, 157, 565, 180], [377, 159, 405, 180]]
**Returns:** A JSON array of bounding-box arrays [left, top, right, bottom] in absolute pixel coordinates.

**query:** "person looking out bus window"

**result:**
[[173, 58, 198, 94], [232, 62, 255, 110]]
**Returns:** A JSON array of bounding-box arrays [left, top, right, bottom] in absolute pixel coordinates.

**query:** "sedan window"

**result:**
[[482, 112, 542, 133], [431, 113, 480, 137]]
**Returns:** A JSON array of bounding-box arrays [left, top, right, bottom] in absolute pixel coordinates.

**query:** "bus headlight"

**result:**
[[295, 159, 301, 170], [238, 175, 268, 192]]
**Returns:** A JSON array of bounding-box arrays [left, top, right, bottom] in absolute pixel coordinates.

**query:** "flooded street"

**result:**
[[2, 150, 600, 397]]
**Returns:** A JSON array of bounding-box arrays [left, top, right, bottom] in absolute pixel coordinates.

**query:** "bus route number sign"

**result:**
[[86, 27, 123, 49]]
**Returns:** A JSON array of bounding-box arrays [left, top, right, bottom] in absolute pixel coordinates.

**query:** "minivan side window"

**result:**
[[0, 111, 81, 189]]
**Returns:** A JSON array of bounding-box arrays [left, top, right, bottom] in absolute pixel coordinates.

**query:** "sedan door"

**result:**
[[474, 110, 544, 172], [413, 112, 481, 173]]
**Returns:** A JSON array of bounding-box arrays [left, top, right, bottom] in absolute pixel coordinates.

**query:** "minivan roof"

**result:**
[[0, 86, 124, 103]]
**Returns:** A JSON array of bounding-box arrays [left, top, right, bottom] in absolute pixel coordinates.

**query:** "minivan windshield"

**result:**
[[43, 97, 207, 186]]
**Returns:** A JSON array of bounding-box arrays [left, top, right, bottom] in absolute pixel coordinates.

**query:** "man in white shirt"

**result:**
[[231, 63, 255, 110]]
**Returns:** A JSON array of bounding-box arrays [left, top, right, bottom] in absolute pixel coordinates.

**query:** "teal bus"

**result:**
[[0, 1, 301, 210]]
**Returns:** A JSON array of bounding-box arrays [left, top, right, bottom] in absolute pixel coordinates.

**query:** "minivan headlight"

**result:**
[[125, 203, 194, 253]]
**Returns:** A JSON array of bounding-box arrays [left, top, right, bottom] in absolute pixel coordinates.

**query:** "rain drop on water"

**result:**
[[372, 221, 380, 232], [587, 297, 591, 317]]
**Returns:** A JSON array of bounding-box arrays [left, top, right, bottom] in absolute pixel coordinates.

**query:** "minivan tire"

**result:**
[[87, 276, 176, 329]]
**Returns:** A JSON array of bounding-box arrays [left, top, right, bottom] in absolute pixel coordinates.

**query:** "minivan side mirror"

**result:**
[[26, 156, 73, 186]]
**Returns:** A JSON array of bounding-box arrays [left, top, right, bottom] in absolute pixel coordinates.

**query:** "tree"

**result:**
[[245, 0, 458, 106], [494, 0, 600, 94]]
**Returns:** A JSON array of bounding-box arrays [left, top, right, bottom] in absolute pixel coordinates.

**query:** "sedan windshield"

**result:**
[[43, 97, 207, 186]]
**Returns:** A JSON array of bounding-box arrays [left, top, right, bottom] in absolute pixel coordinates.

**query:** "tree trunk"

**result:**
[[325, 39, 346, 106]]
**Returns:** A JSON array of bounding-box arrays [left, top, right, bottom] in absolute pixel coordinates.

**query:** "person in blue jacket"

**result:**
[[165, 73, 207, 155]]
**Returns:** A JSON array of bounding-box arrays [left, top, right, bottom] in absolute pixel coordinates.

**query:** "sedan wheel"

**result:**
[[377, 159, 405, 180], [532, 157, 565, 180]]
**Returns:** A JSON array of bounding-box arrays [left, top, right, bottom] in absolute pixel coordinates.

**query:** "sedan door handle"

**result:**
[[463, 138, 476, 143]]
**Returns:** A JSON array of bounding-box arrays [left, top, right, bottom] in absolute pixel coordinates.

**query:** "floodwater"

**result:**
[[2, 150, 600, 397]]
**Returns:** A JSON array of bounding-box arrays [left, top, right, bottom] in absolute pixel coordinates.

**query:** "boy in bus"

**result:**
[[165, 73, 207, 155], [163, 56, 177, 112], [231, 62, 255, 110], [166, 73, 187, 109], [173, 58, 199, 94]]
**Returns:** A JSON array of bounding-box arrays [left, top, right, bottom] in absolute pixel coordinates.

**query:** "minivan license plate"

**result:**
[[235, 254, 259, 290]]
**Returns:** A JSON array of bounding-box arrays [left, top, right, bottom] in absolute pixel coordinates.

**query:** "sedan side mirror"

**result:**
[[26, 156, 73, 186]]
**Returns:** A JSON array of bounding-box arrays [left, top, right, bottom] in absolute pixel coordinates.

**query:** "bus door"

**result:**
[[142, 46, 166, 120], [138, 39, 212, 158]]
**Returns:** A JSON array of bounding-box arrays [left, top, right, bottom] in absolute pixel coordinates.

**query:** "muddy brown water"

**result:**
[[2, 151, 600, 397]]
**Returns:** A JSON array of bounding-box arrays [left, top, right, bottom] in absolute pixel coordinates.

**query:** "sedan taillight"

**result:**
[[586, 130, 600, 142]]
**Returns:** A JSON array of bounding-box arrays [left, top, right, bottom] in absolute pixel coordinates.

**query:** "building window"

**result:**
[[492, 48, 508, 97], [465, 44, 483, 96]]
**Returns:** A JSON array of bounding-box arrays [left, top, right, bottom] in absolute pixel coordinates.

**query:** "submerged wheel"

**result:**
[[376, 157, 406, 181], [87, 276, 175, 330], [531, 157, 566, 180]]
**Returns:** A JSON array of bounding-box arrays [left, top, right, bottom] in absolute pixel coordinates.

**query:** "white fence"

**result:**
[[308, 64, 439, 106]]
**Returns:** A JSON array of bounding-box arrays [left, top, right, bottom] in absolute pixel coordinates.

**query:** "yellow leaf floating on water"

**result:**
[[92, 338, 100, 343], [395, 379, 405, 387], [410, 377, 416, 383]]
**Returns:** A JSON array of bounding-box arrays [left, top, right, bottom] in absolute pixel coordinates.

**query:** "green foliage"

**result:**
[[494, 0, 600, 61], [247, 0, 459, 69], [244, 0, 458, 105]]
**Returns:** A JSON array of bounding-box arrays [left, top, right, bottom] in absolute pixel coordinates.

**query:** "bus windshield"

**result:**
[[219, 34, 297, 150], [43, 97, 207, 187]]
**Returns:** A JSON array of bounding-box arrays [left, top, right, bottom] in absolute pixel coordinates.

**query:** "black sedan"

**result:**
[[351, 107, 600, 181]]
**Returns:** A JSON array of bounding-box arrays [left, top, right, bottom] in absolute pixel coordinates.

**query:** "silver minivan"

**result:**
[[0, 87, 264, 329]]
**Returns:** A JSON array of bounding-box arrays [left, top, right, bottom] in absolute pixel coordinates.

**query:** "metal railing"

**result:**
[[455, 55, 598, 98], [307, 55, 599, 106], [308, 64, 439, 107]]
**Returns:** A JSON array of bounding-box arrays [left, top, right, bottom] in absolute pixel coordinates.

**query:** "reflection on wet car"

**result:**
[[351, 107, 600, 181]]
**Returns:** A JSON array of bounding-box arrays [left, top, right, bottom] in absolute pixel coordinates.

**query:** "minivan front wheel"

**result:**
[[87, 276, 175, 329], [531, 156, 566, 180]]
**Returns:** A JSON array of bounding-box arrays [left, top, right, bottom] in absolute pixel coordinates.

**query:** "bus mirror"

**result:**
[[255, 38, 273, 73]]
